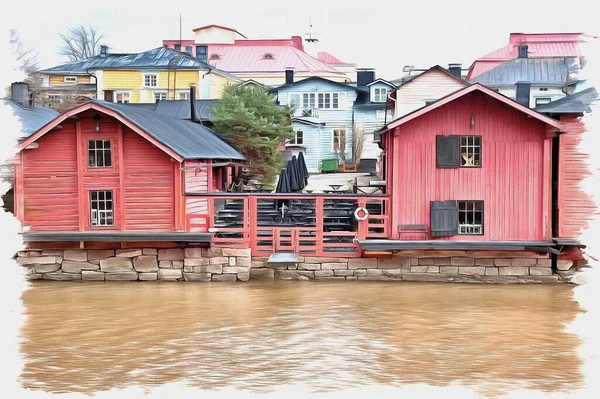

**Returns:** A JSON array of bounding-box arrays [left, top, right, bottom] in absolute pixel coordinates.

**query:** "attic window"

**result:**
[[263, 53, 274, 60], [539, 87, 549, 91], [210, 54, 221, 60]]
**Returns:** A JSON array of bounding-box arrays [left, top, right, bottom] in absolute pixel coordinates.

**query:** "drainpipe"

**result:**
[[86, 68, 98, 99]]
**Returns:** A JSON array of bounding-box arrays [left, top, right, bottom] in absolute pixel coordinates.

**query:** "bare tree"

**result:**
[[58, 24, 104, 61], [7, 29, 42, 94]]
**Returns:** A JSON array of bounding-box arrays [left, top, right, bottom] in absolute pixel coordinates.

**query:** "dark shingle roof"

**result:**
[[3, 98, 60, 137], [121, 100, 216, 120], [470, 57, 579, 86], [96, 100, 244, 160], [534, 87, 598, 114], [39, 47, 211, 73]]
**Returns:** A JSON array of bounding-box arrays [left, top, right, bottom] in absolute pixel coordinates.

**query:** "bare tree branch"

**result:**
[[58, 24, 105, 61], [8, 29, 42, 94]]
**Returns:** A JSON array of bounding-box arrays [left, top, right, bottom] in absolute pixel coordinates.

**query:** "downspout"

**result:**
[[85, 68, 98, 99]]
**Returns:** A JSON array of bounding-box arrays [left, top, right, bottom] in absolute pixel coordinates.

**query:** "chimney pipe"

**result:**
[[516, 82, 531, 107], [190, 85, 196, 122], [356, 68, 376, 87], [518, 44, 528, 58], [448, 63, 462, 79], [100, 45, 108, 57], [11, 82, 31, 108], [285, 69, 294, 85]]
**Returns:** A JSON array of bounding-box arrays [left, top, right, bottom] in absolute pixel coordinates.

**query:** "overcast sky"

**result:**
[[4, 0, 599, 79]]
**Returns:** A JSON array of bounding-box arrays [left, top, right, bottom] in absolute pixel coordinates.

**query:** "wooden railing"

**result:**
[[184, 193, 390, 257]]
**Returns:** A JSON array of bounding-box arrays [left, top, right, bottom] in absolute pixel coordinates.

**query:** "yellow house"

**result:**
[[36, 46, 240, 110]]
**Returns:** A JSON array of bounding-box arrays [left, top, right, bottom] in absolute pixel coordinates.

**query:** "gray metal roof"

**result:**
[[3, 98, 59, 137], [470, 57, 579, 86], [39, 47, 212, 73], [96, 100, 245, 160], [534, 87, 598, 114], [121, 99, 216, 120]]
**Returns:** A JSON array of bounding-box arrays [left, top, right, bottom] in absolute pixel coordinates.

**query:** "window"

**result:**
[[287, 130, 304, 145], [332, 129, 346, 151], [424, 99, 437, 106], [298, 92, 344, 109], [178, 91, 190, 100], [88, 140, 112, 168], [436, 135, 481, 168], [64, 76, 77, 83], [210, 54, 221, 60], [115, 92, 130, 103], [539, 87, 548, 92], [153, 92, 168, 102], [48, 94, 62, 103], [185, 46, 192, 55], [289, 93, 301, 108], [373, 87, 388, 102], [143, 74, 158, 87], [174, 44, 181, 51], [535, 97, 552, 106], [263, 53, 274, 59], [196, 46, 208, 62], [302, 93, 316, 108], [90, 190, 114, 227], [458, 201, 483, 235], [460, 136, 481, 167]]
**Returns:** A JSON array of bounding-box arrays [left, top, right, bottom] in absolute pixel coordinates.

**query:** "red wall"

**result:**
[[388, 92, 551, 241], [558, 115, 597, 238]]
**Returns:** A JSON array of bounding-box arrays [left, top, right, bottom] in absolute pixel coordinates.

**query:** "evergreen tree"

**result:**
[[210, 84, 294, 185]]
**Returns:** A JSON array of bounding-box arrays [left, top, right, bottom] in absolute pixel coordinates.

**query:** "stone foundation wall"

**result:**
[[16, 248, 581, 284]]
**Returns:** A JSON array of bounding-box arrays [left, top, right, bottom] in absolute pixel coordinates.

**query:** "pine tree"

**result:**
[[211, 84, 294, 185]]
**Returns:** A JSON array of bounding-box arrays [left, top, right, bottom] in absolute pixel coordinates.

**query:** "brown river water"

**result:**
[[19, 281, 584, 396]]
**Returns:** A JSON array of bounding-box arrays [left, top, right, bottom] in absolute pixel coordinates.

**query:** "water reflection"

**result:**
[[19, 281, 583, 396]]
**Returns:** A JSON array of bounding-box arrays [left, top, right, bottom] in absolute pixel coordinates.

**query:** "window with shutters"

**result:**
[[460, 136, 481, 167], [437, 135, 481, 168], [458, 201, 483, 235], [430, 200, 458, 237]]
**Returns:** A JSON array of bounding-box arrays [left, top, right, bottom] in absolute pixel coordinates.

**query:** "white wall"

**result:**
[[194, 27, 236, 45]]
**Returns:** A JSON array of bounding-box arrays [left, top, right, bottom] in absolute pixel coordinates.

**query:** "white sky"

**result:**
[[4, 0, 599, 79]]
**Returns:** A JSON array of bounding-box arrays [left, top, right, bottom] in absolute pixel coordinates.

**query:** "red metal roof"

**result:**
[[317, 51, 347, 65]]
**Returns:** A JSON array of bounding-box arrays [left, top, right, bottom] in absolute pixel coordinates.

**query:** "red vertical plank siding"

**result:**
[[390, 92, 548, 241], [21, 121, 79, 230], [558, 115, 597, 237], [118, 123, 126, 230], [122, 127, 174, 231], [75, 120, 85, 230], [184, 160, 209, 232]]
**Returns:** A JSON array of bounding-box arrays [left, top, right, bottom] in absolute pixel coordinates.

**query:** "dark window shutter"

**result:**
[[103, 90, 114, 102], [430, 200, 458, 237], [436, 135, 459, 168]]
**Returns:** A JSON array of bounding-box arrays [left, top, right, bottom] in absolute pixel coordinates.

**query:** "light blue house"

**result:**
[[271, 70, 395, 174]]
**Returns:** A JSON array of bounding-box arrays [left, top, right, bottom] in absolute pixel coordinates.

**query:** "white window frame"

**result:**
[[376, 110, 386, 119], [287, 130, 304, 145], [458, 200, 483, 235], [460, 135, 481, 167], [291, 91, 346, 110], [64, 76, 78, 83], [534, 97, 552, 106], [177, 91, 190, 100], [153, 91, 168, 102], [332, 128, 346, 152], [142, 73, 158, 88], [373, 87, 388, 102], [90, 190, 114, 227], [114, 91, 131, 104]]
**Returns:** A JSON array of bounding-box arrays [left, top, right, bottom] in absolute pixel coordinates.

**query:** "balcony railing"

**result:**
[[293, 107, 319, 118]]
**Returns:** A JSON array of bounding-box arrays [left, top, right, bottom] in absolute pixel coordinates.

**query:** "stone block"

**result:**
[[184, 248, 204, 258], [348, 258, 378, 269], [557, 260, 574, 271], [451, 257, 475, 266], [537, 259, 552, 267], [63, 250, 87, 261], [158, 249, 184, 261], [184, 258, 210, 266], [116, 249, 143, 258], [210, 256, 229, 265], [158, 269, 183, 280], [62, 261, 99, 273], [87, 250, 115, 260], [105, 272, 139, 281], [26, 274, 43, 280], [458, 267, 485, 275], [142, 248, 158, 256], [82, 271, 105, 281], [315, 270, 334, 277], [410, 266, 428, 273], [237, 272, 250, 282], [382, 269, 403, 277], [89, 260, 101, 265], [440, 266, 458, 274], [529, 267, 552, 276], [237, 257, 251, 267], [498, 267, 529, 276], [317, 276, 346, 280], [322, 262, 346, 270], [41, 250, 64, 256], [434, 258, 451, 265], [418, 258, 435, 265], [139, 272, 158, 281], [17, 251, 29, 257], [43, 272, 81, 281], [204, 248, 222, 257], [485, 267, 499, 276], [133, 256, 158, 272], [511, 258, 536, 267], [250, 268, 274, 280], [191, 265, 223, 274], [378, 257, 410, 269], [17, 256, 59, 265], [427, 266, 440, 273], [474, 258, 495, 266], [358, 276, 390, 281], [274, 270, 315, 280], [223, 266, 250, 274], [298, 263, 321, 270], [159, 261, 172, 268], [172, 261, 183, 269], [494, 259, 511, 266], [222, 248, 251, 257], [334, 270, 355, 276], [303, 257, 345, 263], [212, 274, 237, 282], [228, 257, 237, 266], [183, 272, 211, 282], [353, 269, 367, 277], [100, 257, 133, 272], [251, 260, 265, 268], [366, 269, 383, 277], [411, 258, 419, 265], [33, 264, 61, 274]]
